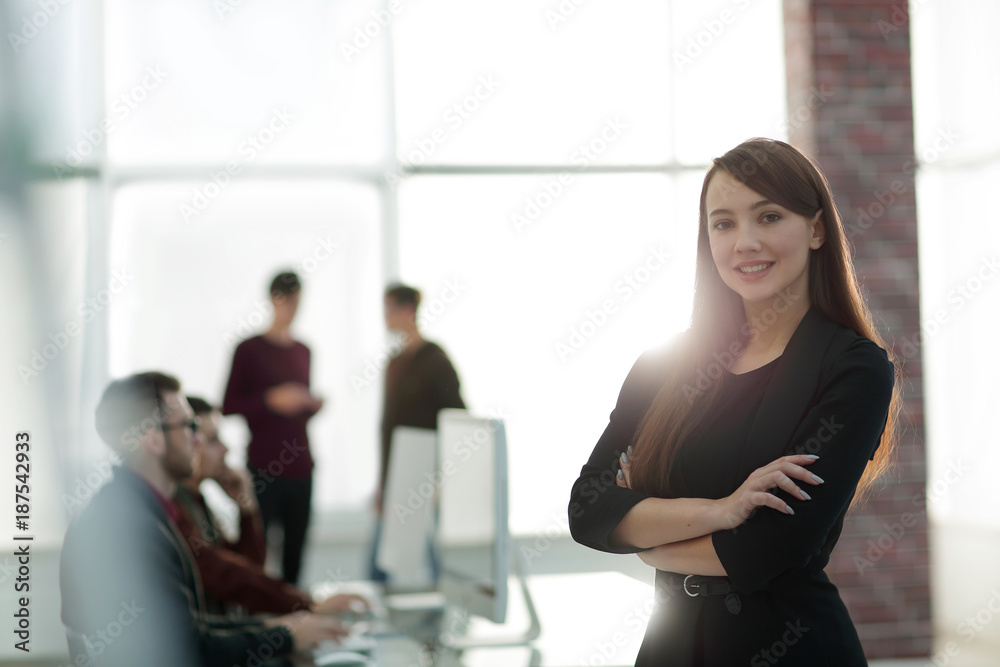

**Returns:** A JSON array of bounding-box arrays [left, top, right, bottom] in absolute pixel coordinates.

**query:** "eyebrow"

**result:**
[[709, 199, 774, 217]]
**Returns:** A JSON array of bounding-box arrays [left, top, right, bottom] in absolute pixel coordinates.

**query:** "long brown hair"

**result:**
[[629, 138, 901, 509]]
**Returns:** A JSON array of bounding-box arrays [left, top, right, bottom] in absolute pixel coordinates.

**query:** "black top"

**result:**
[[568, 306, 894, 666], [672, 358, 782, 501]]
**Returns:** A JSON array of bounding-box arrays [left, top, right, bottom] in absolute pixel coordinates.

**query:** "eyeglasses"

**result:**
[[160, 416, 201, 434], [144, 377, 200, 435]]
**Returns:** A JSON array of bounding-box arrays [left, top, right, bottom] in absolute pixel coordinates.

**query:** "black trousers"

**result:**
[[249, 468, 313, 586]]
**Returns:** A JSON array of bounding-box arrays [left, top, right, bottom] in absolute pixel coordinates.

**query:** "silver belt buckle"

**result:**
[[683, 574, 699, 597]]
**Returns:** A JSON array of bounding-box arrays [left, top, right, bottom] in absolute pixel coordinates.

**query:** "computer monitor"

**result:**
[[436, 409, 510, 624], [376, 426, 438, 590]]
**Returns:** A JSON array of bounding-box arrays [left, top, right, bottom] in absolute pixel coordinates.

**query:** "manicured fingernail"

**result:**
[[812, 474, 825, 484], [617, 469, 624, 481], [627, 445, 633, 456], [800, 490, 811, 500], [805, 455, 819, 460], [621, 452, 629, 464], [785, 505, 794, 515]]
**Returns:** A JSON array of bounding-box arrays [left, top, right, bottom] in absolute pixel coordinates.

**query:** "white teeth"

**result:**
[[738, 263, 773, 274]]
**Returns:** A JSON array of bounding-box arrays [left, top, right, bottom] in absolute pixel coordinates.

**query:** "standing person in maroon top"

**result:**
[[223, 271, 324, 585], [368, 283, 466, 582]]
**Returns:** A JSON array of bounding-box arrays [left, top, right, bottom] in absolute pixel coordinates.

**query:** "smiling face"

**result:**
[[706, 170, 825, 306]]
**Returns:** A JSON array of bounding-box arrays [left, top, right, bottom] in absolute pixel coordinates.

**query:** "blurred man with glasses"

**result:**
[[60, 371, 345, 667]]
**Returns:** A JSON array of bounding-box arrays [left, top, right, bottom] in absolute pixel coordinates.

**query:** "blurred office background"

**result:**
[[0, 0, 997, 664]]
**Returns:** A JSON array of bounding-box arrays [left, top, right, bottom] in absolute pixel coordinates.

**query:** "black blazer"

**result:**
[[60, 467, 294, 667], [568, 304, 895, 666]]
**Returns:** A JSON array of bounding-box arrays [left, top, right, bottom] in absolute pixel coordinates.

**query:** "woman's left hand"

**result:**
[[615, 447, 633, 490]]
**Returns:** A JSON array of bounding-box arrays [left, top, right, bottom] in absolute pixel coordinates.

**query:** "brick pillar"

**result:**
[[784, 1, 931, 659]]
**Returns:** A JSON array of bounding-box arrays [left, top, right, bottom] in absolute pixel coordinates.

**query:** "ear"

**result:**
[[141, 426, 166, 458], [808, 210, 826, 250]]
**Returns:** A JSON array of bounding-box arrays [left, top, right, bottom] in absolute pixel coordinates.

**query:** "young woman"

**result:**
[[568, 138, 900, 666]]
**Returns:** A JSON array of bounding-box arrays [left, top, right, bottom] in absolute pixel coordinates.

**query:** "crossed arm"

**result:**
[[612, 451, 821, 576], [637, 535, 727, 575], [569, 340, 894, 593]]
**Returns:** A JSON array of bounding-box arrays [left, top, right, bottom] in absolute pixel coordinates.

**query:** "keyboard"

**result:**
[[315, 633, 378, 656]]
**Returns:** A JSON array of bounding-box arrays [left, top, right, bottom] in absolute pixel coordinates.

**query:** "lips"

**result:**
[[736, 261, 775, 274], [734, 261, 775, 281]]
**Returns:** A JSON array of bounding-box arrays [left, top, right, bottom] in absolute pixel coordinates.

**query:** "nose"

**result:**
[[733, 220, 762, 254]]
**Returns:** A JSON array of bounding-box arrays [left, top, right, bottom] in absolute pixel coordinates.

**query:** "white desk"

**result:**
[[315, 571, 654, 667]]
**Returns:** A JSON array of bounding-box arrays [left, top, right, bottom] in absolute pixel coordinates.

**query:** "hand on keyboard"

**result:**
[[313, 593, 373, 617]]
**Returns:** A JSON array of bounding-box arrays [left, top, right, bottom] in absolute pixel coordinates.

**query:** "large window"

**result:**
[[911, 0, 1000, 528], [21, 0, 787, 534], [391, 0, 788, 533], [108, 181, 383, 509]]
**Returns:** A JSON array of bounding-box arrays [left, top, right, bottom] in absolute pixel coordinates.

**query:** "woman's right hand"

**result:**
[[715, 454, 823, 530]]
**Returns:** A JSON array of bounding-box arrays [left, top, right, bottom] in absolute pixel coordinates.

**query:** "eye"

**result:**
[[711, 219, 733, 231], [761, 212, 782, 223]]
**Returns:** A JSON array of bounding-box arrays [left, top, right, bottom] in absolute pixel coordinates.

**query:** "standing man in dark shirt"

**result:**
[[223, 271, 324, 585], [369, 283, 466, 581]]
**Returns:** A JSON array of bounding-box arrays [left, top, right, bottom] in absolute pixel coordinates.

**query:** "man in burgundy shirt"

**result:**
[[175, 396, 369, 617], [223, 271, 324, 585]]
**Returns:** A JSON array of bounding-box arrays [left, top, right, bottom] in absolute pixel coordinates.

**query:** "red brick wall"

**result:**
[[785, 0, 932, 659]]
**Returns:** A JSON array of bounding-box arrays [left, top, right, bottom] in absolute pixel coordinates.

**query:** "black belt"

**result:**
[[660, 573, 742, 615], [667, 573, 733, 597]]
